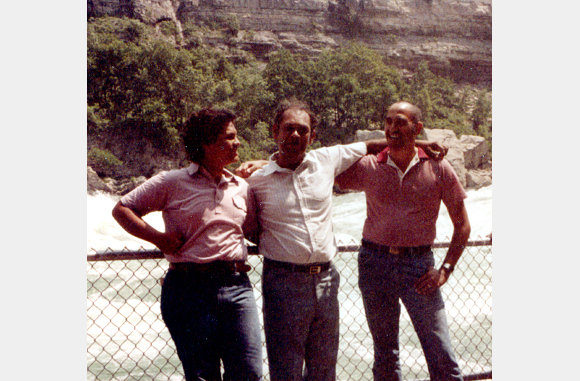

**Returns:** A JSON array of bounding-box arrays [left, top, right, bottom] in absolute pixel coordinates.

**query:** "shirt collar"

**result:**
[[186, 163, 239, 184], [376, 147, 429, 163], [261, 151, 313, 175]]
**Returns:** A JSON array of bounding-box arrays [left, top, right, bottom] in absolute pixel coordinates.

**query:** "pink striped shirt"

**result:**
[[121, 164, 250, 263]]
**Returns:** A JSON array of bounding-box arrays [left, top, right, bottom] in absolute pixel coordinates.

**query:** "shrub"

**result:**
[[88, 147, 123, 177]]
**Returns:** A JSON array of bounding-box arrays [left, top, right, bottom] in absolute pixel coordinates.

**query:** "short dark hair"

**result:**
[[183, 108, 236, 163], [273, 98, 319, 133]]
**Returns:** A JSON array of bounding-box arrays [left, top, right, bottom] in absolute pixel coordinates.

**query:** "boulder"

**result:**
[[466, 168, 492, 189], [355, 129, 386, 141], [459, 135, 489, 169], [117, 176, 148, 195], [87, 166, 115, 194], [421, 128, 466, 186], [421, 128, 459, 148]]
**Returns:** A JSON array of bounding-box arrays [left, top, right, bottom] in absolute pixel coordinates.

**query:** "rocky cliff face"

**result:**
[[88, 0, 491, 85]]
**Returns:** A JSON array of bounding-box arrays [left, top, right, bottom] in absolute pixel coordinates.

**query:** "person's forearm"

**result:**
[[112, 202, 165, 247], [441, 221, 471, 269], [365, 139, 388, 154]]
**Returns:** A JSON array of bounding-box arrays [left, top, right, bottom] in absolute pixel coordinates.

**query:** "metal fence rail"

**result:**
[[87, 239, 492, 380]]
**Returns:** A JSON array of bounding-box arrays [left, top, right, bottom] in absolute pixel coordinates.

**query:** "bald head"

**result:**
[[388, 102, 422, 124]]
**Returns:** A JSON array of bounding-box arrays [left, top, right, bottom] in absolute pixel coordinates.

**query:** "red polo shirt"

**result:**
[[335, 148, 467, 247]]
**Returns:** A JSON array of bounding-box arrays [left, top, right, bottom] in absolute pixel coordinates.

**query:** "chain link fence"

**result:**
[[87, 239, 492, 380]]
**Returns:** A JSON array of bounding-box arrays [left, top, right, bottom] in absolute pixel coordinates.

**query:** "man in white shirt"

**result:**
[[242, 99, 444, 381]]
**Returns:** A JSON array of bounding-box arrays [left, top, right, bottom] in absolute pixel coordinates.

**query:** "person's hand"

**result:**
[[234, 160, 269, 178], [416, 140, 448, 161], [424, 142, 448, 161], [155, 231, 184, 255], [414, 266, 449, 295]]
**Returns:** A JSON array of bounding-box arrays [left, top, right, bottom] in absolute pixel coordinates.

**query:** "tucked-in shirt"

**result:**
[[335, 147, 467, 247], [245, 142, 367, 264], [120, 163, 249, 263]]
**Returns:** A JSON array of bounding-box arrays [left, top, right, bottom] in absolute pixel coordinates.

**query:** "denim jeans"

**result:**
[[358, 244, 463, 381], [262, 260, 340, 381], [160, 269, 262, 381]]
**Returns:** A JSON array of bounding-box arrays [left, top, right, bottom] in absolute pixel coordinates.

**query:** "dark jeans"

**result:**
[[160, 268, 262, 381], [262, 260, 340, 381], [358, 245, 463, 381]]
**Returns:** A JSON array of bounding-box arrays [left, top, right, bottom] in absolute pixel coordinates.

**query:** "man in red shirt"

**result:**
[[336, 101, 471, 381]]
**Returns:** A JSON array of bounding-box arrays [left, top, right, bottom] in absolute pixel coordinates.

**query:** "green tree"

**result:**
[[405, 61, 472, 136], [305, 44, 405, 144], [471, 89, 492, 136]]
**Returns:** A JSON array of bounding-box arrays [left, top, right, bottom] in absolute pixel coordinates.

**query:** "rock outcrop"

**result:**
[[354, 127, 492, 189], [88, 166, 116, 194], [88, 0, 491, 85], [88, 166, 149, 195]]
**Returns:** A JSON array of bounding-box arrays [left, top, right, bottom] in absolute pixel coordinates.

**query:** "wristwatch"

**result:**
[[441, 262, 455, 273]]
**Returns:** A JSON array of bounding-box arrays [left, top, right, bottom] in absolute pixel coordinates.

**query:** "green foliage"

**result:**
[[88, 147, 123, 176], [263, 50, 308, 101], [222, 14, 240, 37], [87, 16, 490, 178], [264, 44, 405, 145], [87, 105, 109, 133], [471, 89, 492, 137], [405, 61, 473, 137], [158, 19, 179, 38]]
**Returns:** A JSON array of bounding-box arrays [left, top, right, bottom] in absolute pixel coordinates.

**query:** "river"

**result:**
[[87, 186, 492, 380], [87, 185, 492, 252]]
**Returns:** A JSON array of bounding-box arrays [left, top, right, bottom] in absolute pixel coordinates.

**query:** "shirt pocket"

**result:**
[[299, 173, 331, 201]]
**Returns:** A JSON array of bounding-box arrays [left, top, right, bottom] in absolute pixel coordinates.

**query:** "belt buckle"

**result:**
[[389, 247, 401, 255], [309, 265, 322, 274]]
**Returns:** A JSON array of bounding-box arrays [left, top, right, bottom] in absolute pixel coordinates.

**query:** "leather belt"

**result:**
[[168, 261, 251, 274], [264, 258, 331, 274], [361, 239, 431, 255]]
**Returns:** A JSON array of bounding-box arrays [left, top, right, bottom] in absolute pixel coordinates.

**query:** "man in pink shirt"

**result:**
[[112, 109, 262, 381], [336, 101, 471, 381]]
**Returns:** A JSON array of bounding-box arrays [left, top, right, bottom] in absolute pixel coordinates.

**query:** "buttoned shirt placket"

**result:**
[[197, 168, 233, 216], [213, 177, 229, 215], [293, 164, 318, 263]]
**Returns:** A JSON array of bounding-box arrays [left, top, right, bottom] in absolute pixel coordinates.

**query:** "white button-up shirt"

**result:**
[[245, 143, 367, 264]]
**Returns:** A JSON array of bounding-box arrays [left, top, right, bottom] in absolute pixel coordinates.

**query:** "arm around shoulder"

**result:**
[[364, 139, 388, 155]]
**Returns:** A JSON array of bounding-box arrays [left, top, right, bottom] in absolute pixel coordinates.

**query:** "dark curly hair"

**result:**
[[183, 108, 236, 163]]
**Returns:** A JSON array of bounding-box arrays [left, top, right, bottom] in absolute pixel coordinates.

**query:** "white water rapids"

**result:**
[[87, 185, 492, 252]]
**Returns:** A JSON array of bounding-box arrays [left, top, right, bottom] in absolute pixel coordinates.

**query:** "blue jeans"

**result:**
[[262, 260, 340, 381], [160, 269, 262, 381], [358, 244, 463, 381]]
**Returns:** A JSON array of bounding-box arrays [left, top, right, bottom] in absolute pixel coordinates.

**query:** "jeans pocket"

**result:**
[[400, 253, 434, 283]]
